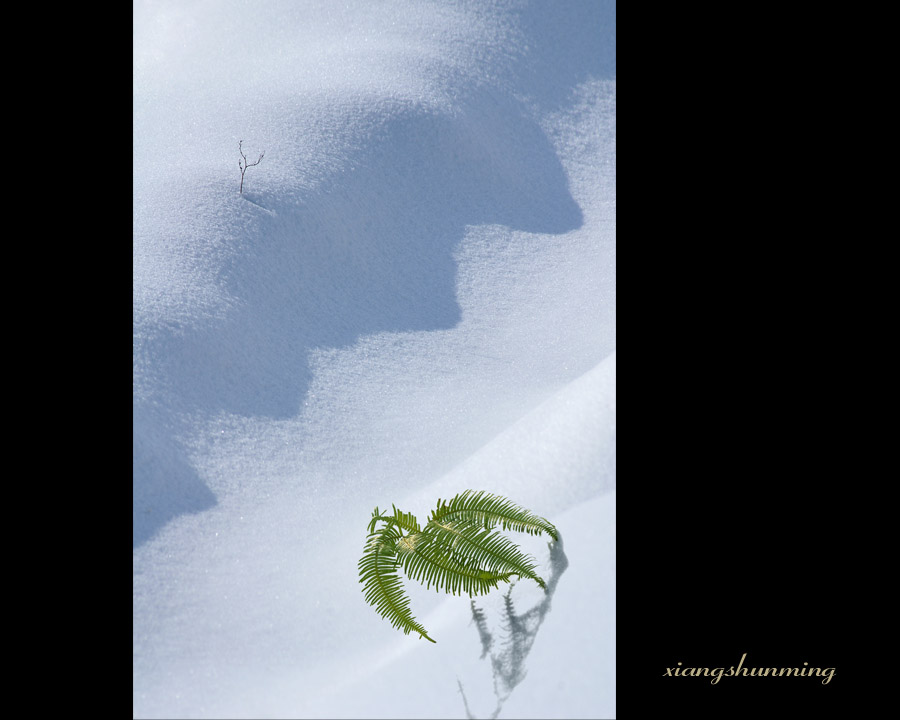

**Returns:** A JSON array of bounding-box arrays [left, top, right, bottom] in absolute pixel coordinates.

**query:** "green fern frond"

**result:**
[[387, 504, 422, 535], [358, 522, 435, 643], [430, 490, 559, 541], [397, 530, 516, 596], [359, 491, 559, 643], [367, 505, 422, 536], [366, 506, 387, 534], [425, 519, 546, 589]]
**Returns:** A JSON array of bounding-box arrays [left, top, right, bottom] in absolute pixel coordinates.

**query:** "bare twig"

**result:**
[[238, 140, 265, 193]]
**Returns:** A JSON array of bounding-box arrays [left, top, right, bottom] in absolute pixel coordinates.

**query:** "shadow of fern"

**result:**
[[459, 537, 569, 719]]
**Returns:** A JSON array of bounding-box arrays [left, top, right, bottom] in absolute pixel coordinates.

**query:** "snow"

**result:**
[[133, 1, 615, 717]]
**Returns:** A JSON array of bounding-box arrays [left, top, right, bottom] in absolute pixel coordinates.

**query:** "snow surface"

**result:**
[[133, 1, 615, 717]]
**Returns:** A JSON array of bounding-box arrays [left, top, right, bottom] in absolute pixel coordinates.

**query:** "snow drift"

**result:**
[[134, 1, 615, 717]]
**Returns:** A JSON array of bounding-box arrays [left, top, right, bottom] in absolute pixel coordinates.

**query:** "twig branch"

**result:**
[[238, 140, 265, 193]]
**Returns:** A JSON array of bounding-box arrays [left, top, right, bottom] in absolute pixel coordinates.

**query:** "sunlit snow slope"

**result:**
[[134, 1, 615, 717]]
